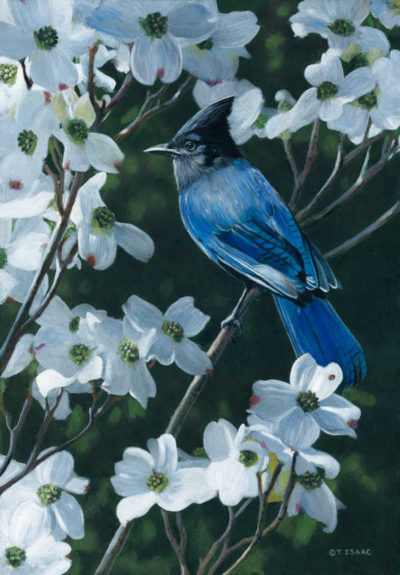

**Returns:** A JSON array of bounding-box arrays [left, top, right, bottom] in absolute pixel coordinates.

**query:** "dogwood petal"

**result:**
[[113, 222, 154, 262], [203, 419, 237, 461], [53, 491, 84, 539], [174, 337, 211, 375], [116, 492, 155, 523], [86, 133, 124, 173]]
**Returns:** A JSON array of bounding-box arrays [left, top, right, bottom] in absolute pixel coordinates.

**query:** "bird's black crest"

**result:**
[[172, 97, 241, 162]]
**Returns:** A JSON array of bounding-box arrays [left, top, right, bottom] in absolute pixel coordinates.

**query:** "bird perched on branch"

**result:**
[[145, 97, 366, 389]]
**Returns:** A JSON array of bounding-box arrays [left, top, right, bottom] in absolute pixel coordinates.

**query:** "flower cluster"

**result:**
[[112, 354, 360, 533]]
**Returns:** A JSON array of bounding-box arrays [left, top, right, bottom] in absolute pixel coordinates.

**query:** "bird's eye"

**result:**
[[184, 140, 197, 151]]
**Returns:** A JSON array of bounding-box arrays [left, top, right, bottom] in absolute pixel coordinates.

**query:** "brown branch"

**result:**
[[197, 507, 235, 575], [161, 509, 190, 575], [88, 44, 100, 115], [283, 138, 299, 186], [105, 71, 134, 113], [325, 200, 400, 260], [289, 120, 320, 210], [114, 75, 195, 143]]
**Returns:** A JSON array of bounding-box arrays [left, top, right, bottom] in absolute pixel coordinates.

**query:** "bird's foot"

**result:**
[[221, 315, 243, 341]]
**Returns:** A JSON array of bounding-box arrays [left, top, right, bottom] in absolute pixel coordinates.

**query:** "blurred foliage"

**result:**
[[0, 1, 399, 574]]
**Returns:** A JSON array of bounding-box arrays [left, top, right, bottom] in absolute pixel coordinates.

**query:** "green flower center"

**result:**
[[146, 471, 169, 493], [68, 343, 90, 366], [197, 38, 214, 51], [36, 482, 62, 505], [192, 446, 208, 458], [356, 89, 378, 110], [17, 129, 38, 156], [0, 63, 18, 86], [34, 26, 59, 50], [69, 316, 80, 333], [0, 250, 7, 269], [140, 12, 168, 39], [162, 320, 184, 342], [328, 18, 355, 36], [390, 0, 400, 15], [91, 206, 116, 231], [238, 449, 259, 468], [278, 100, 294, 113], [65, 119, 89, 146], [317, 81, 338, 101], [297, 390, 320, 413], [118, 339, 140, 365], [5, 546, 26, 568], [252, 113, 269, 129], [298, 470, 324, 491]]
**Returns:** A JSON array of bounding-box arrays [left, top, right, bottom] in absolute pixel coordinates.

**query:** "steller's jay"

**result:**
[[145, 97, 366, 389]]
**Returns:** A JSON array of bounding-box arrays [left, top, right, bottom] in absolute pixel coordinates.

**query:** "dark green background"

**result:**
[[1, 1, 399, 574]]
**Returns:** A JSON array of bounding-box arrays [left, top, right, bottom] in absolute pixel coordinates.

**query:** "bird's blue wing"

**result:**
[[179, 158, 337, 299]]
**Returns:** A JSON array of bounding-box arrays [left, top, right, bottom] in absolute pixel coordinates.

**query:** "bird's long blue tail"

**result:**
[[273, 295, 366, 389]]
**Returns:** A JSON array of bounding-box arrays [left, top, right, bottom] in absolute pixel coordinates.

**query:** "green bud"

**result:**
[[162, 320, 184, 342], [65, 119, 89, 146], [296, 390, 320, 413], [146, 471, 169, 493], [36, 483, 62, 505], [118, 339, 140, 365], [33, 26, 59, 50], [17, 129, 38, 156], [6, 546, 26, 568], [0, 63, 18, 86], [68, 343, 90, 366], [140, 12, 168, 39]]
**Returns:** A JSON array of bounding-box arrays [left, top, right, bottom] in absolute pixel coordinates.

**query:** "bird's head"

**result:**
[[144, 97, 241, 189]]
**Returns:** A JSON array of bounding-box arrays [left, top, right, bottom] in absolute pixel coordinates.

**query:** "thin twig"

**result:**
[[283, 138, 299, 184], [88, 44, 100, 115], [301, 151, 393, 227], [325, 200, 400, 259], [289, 120, 320, 210], [219, 455, 297, 575], [105, 71, 134, 113], [115, 75, 195, 143], [197, 507, 235, 575], [296, 133, 345, 221], [161, 509, 190, 575], [0, 389, 32, 478]]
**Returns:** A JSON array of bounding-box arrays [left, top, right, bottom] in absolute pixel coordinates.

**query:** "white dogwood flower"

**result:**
[[183, 4, 259, 83], [0, 170, 54, 219], [0, 0, 94, 92], [249, 354, 361, 449], [0, 56, 26, 116], [291, 51, 375, 127], [290, 0, 370, 53], [112, 434, 213, 523], [88, 0, 216, 85], [371, 0, 400, 29], [203, 419, 270, 506], [1, 334, 34, 379], [0, 504, 71, 573], [55, 93, 124, 173], [3, 450, 89, 541], [264, 90, 298, 139], [70, 172, 154, 270], [123, 295, 212, 376]]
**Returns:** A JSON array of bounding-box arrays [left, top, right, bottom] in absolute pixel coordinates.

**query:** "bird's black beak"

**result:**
[[144, 143, 181, 156]]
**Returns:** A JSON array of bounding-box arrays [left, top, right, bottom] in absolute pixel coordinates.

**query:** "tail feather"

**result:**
[[274, 294, 366, 389]]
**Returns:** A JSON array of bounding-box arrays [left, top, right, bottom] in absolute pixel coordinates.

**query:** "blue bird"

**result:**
[[145, 97, 366, 389]]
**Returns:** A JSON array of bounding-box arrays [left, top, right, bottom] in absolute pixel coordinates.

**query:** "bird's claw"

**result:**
[[221, 316, 243, 341]]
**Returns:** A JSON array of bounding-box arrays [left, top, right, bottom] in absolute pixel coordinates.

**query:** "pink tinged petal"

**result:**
[[36, 369, 74, 397], [53, 491, 84, 539], [213, 11, 259, 48], [128, 360, 156, 408], [116, 492, 156, 523], [64, 474, 89, 495], [307, 361, 343, 400], [165, 296, 210, 336], [26, 536, 71, 571], [28, 49, 78, 92], [35, 450, 74, 486], [251, 380, 297, 421], [78, 227, 117, 271], [1, 333, 34, 378], [0, 23, 34, 59], [168, 3, 216, 43], [62, 137, 90, 172], [287, 483, 303, 517], [174, 337, 212, 375], [147, 434, 178, 474], [113, 222, 154, 262], [278, 408, 321, 449], [301, 482, 339, 533], [176, 467, 216, 503], [153, 34, 182, 84], [130, 34, 158, 85], [124, 295, 163, 331], [85, 132, 124, 173], [203, 419, 237, 461]]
